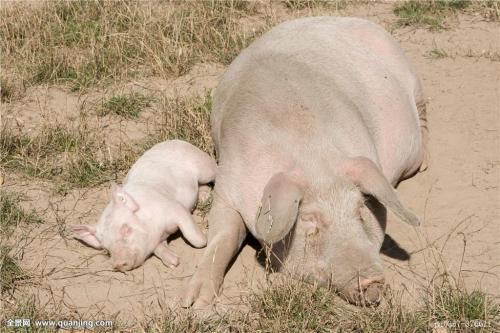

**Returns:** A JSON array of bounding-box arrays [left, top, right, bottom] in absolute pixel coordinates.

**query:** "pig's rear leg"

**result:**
[[183, 194, 247, 308], [154, 242, 179, 268], [417, 99, 429, 172]]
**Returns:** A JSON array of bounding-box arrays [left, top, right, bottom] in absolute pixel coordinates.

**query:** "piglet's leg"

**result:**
[[170, 202, 207, 248], [154, 242, 179, 268]]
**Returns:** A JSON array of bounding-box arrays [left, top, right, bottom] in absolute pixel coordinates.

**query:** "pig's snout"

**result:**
[[112, 260, 134, 272], [340, 276, 385, 306]]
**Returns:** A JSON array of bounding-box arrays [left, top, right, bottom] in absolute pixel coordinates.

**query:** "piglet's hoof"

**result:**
[[154, 243, 179, 268]]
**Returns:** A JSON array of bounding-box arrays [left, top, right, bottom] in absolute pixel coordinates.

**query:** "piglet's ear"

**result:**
[[111, 183, 139, 212], [70, 224, 102, 249]]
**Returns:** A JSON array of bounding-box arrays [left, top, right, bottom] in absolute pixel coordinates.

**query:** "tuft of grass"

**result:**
[[247, 279, 342, 332], [0, 1, 262, 91], [1, 76, 13, 103], [143, 309, 231, 333], [480, 0, 500, 21], [0, 246, 28, 294], [1, 124, 83, 178], [0, 191, 43, 236], [394, 0, 470, 30], [99, 92, 152, 118], [424, 278, 500, 327], [426, 47, 448, 59], [145, 91, 214, 157]]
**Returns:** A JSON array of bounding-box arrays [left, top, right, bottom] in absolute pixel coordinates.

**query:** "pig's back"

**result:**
[[212, 17, 423, 183]]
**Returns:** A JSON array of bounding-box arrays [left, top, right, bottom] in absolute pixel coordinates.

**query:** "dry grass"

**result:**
[[136, 273, 498, 333], [0, 123, 134, 193], [0, 246, 28, 295], [0, 0, 262, 93], [0, 88, 214, 193], [393, 0, 499, 30], [98, 92, 153, 118], [0, 191, 44, 296], [394, 0, 470, 30], [145, 91, 215, 157], [0, 190, 44, 235]]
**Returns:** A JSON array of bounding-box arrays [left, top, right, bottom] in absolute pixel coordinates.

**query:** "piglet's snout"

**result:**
[[111, 251, 135, 271], [112, 260, 133, 272]]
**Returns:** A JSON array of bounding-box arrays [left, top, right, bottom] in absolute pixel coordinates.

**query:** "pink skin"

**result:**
[[70, 140, 215, 271]]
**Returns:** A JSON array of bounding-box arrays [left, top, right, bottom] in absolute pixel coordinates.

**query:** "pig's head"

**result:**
[[255, 157, 420, 305], [71, 184, 156, 272]]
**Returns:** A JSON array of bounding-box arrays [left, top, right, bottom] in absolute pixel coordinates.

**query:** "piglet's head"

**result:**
[[71, 184, 153, 272]]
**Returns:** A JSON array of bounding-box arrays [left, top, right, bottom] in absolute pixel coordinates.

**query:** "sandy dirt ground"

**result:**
[[1, 2, 499, 326]]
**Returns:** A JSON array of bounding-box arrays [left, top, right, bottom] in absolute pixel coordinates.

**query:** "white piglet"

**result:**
[[71, 140, 216, 271]]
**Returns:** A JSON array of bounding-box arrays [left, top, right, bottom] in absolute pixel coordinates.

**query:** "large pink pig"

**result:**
[[184, 17, 428, 307]]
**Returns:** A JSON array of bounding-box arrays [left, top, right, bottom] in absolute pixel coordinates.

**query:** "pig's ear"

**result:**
[[70, 224, 103, 249], [341, 157, 421, 226], [255, 172, 304, 244], [111, 183, 139, 212]]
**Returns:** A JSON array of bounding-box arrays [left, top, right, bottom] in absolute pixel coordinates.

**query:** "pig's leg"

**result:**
[[154, 242, 179, 268], [183, 196, 247, 307]]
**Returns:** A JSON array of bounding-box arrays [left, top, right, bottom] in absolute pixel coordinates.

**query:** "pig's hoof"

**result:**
[[154, 243, 180, 268], [182, 269, 218, 308]]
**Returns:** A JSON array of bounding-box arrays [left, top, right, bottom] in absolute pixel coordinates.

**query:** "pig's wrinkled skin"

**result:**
[[71, 140, 216, 271], [184, 17, 428, 307]]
